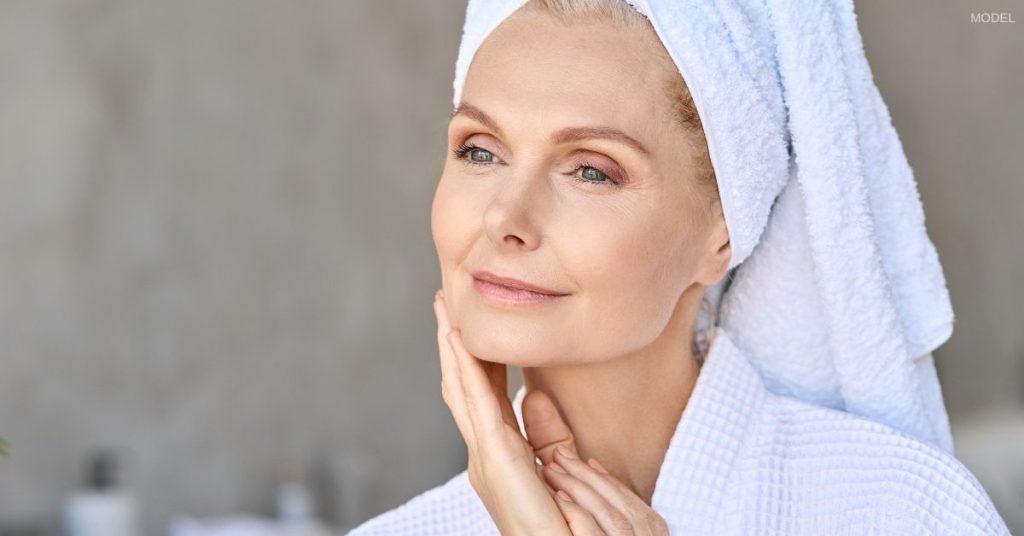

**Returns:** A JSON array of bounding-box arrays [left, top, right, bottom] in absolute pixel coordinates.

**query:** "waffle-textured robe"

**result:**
[[349, 326, 1008, 535]]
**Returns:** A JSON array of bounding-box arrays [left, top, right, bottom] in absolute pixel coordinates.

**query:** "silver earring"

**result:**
[[693, 295, 714, 363]]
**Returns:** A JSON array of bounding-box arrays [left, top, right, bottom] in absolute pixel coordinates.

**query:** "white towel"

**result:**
[[452, 0, 955, 451]]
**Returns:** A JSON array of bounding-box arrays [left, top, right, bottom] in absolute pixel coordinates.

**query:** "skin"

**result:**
[[436, 290, 670, 535], [430, 4, 731, 534]]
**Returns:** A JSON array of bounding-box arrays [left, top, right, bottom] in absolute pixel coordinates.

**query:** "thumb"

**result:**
[[521, 388, 579, 465]]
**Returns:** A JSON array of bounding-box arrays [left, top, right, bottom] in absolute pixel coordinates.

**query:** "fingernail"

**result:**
[[556, 445, 577, 460], [556, 489, 573, 502], [588, 458, 609, 474], [548, 462, 567, 474]]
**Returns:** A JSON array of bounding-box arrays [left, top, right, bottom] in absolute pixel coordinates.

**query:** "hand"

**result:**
[[433, 290, 570, 536], [520, 380, 670, 535]]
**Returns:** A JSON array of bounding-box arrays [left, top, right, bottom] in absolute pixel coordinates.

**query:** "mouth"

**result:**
[[471, 270, 570, 305]]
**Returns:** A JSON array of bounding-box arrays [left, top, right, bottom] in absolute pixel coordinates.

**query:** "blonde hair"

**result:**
[[530, 0, 724, 364]]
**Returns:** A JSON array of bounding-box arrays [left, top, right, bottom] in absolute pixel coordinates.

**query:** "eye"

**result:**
[[452, 143, 497, 165], [572, 163, 617, 186], [578, 166, 608, 183], [452, 143, 621, 186]]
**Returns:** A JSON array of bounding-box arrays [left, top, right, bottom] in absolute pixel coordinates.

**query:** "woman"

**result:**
[[350, 0, 1009, 534]]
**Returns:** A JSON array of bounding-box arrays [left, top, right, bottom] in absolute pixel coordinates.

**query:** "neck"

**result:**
[[520, 287, 704, 505]]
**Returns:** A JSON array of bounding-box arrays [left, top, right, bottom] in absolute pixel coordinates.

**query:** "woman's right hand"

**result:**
[[433, 289, 572, 536]]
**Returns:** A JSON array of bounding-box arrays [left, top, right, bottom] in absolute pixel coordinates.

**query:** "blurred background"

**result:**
[[0, 1, 1020, 534]]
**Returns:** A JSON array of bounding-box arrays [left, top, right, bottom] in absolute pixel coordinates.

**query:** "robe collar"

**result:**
[[510, 326, 767, 533]]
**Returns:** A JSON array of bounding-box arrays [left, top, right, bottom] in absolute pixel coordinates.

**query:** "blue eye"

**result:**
[[452, 144, 620, 187], [577, 165, 610, 184], [453, 144, 495, 164]]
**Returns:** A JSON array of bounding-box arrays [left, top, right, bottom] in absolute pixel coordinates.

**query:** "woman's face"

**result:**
[[432, 7, 729, 367]]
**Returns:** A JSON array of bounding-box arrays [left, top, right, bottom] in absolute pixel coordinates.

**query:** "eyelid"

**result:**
[[451, 137, 629, 185], [452, 130, 508, 158], [568, 150, 627, 184]]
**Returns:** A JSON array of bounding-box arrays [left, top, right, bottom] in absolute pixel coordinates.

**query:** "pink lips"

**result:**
[[472, 271, 569, 305]]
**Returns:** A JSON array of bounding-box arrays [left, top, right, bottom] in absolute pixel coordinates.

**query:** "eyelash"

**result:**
[[451, 143, 620, 186]]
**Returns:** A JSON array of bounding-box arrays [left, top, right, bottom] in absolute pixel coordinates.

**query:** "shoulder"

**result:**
[[739, 393, 1009, 534], [346, 469, 499, 536]]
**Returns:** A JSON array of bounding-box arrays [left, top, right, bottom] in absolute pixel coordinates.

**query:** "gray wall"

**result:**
[[0, 1, 1020, 534]]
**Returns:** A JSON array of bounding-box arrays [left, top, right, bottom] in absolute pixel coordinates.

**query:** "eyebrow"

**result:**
[[451, 102, 650, 157]]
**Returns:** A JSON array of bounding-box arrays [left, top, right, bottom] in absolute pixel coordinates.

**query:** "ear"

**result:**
[[694, 215, 731, 286]]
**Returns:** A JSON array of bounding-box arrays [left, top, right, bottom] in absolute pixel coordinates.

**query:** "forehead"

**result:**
[[460, 8, 676, 135]]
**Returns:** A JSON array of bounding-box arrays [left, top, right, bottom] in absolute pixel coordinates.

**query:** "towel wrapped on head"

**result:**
[[452, 0, 956, 452]]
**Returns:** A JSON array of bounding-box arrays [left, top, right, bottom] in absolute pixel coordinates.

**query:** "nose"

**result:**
[[482, 169, 546, 252]]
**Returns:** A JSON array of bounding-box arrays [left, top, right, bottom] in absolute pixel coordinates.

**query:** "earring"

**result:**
[[693, 295, 714, 363]]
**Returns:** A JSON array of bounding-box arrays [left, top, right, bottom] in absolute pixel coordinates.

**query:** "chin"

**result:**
[[460, 329, 567, 368]]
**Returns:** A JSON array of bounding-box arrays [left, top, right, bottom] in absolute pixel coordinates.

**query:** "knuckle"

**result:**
[[565, 514, 592, 534], [623, 502, 648, 520], [607, 511, 634, 534], [477, 436, 515, 465]]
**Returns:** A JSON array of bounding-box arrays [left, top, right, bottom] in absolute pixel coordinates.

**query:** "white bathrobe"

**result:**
[[348, 326, 1009, 535]]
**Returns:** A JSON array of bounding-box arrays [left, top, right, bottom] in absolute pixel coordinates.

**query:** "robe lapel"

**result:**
[[510, 326, 767, 534]]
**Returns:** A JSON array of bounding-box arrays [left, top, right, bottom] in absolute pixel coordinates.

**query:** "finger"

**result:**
[[484, 353, 508, 395], [521, 389, 579, 465], [544, 458, 635, 535], [536, 461, 557, 493], [552, 489, 606, 536], [434, 294, 462, 412], [447, 328, 506, 438], [483, 359, 517, 428], [554, 446, 647, 524], [435, 291, 516, 432], [434, 294, 474, 449]]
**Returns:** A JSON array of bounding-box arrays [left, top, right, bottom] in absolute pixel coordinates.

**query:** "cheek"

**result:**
[[429, 170, 702, 366], [432, 170, 492, 336], [559, 205, 697, 356], [431, 172, 478, 268]]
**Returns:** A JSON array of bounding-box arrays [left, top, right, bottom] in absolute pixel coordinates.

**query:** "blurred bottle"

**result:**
[[62, 449, 139, 536], [275, 459, 316, 524]]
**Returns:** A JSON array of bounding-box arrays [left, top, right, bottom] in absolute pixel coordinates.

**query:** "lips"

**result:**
[[471, 270, 569, 296]]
